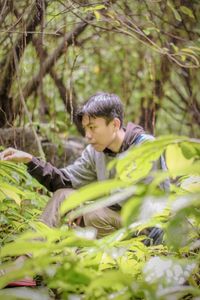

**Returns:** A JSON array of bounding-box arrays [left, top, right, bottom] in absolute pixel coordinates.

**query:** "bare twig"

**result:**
[[13, 49, 46, 161], [69, 54, 79, 124], [166, 95, 186, 112], [21, 14, 93, 100]]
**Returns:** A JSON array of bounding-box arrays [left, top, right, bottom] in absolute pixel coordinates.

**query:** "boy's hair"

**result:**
[[76, 92, 124, 128]]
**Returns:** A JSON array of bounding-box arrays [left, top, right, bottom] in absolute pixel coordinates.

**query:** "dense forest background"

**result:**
[[0, 0, 199, 140]]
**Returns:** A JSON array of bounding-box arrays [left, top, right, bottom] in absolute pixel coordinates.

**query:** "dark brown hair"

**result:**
[[76, 92, 124, 128]]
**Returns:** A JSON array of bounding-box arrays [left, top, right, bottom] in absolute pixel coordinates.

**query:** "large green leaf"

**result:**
[[60, 179, 129, 215], [167, 1, 182, 21], [66, 185, 136, 222], [0, 183, 25, 205], [180, 6, 195, 18]]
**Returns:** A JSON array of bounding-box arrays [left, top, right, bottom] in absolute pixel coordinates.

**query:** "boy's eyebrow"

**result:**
[[82, 121, 94, 129]]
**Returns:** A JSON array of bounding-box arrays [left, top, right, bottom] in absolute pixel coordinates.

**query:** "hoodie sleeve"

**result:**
[[27, 145, 97, 192], [26, 157, 72, 192], [61, 145, 97, 188]]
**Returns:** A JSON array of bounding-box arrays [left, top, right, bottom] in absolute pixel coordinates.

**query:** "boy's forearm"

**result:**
[[26, 157, 72, 192]]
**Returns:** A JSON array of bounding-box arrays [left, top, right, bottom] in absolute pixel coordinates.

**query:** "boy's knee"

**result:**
[[83, 207, 121, 238], [83, 208, 105, 227], [53, 188, 75, 199]]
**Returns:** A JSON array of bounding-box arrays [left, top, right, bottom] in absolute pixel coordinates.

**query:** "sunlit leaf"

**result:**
[[180, 176, 200, 193], [0, 183, 24, 205], [167, 1, 182, 21], [60, 179, 129, 215], [180, 6, 195, 19], [67, 186, 136, 222], [181, 48, 197, 55], [166, 144, 193, 173], [121, 196, 142, 227], [94, 11, 101, 21], [84, 4, 106, 12]]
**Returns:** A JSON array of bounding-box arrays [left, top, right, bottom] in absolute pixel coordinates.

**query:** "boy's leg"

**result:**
[[83, 207, 122, 238], [83, 208, 163, 243], [39, 188, 75, 227], [40, 189, 121, 238]]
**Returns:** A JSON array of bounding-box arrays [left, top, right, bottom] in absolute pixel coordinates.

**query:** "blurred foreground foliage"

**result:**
[[0, 136, 199, 300]]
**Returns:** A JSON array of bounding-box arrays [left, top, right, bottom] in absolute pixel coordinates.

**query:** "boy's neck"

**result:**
[[107, 128, 125, 153]]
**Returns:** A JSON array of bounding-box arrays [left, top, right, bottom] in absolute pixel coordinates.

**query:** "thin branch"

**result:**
[[21, 14, 93, 100], [0, 0, 47, 95], [13, 48, 46, 160], [0, 0, 9, 27], [169, 80, 188, 105], [68, 54, 78, 124], [160, 106, 184, 124], [0, 30, 59, 35], [165, 95, 186, 112], [1, 1, 35, 34]]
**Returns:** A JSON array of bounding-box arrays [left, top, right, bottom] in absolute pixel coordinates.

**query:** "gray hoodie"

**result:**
[[27, 123, 170, 193]]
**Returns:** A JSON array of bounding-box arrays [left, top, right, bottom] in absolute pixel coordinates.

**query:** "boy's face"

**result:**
[[82, 114, 117, 152]]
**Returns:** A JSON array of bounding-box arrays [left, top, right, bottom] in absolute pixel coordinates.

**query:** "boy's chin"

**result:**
[[92, 144, 104, 152]]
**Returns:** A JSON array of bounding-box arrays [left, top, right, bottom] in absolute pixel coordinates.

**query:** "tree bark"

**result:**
[[0, 0, 47, 127], [139, 56, 170, 134], [49, 69, 84, 135]]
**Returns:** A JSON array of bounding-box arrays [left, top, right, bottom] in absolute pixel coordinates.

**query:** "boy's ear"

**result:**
[[113, 118, 121, 130]]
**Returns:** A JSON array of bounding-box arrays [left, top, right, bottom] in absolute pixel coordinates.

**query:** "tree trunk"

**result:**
[[0, 0, 47, 128]]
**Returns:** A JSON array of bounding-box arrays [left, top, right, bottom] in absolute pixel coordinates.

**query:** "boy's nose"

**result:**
[[85, 130, 92, 140]]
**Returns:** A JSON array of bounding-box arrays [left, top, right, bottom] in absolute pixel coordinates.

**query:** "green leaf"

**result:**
[[188, 46, 200, 53], [94, 11, 101, 21], [84, 4, 106, 12], [180, 6, 195, 19], [171, 43, 179, 53], [60, 179, 129, 215], [68, 185, 136, 223], [0, 239, 47, 257], [180, 176, 200, 193], [181, 48, 196, 55], [121, 196, 142, 227], [167, 1, 182, 21], [166, 144, 194, 173], [0, 191, 6, 202], [169, 163, 200, 177], [0, 183, 24, 205], [0, 169, 18, 183], [87, 269, 133, 291], [180, 142, 198, 159], [143, 27, 160, 36], [165, 194, 199, 250]]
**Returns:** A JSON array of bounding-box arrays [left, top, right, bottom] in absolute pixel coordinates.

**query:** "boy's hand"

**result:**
[[0, 148, 33, 163]]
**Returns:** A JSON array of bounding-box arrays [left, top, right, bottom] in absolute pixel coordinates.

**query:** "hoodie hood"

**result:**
[[104, 122, 145, 156]]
